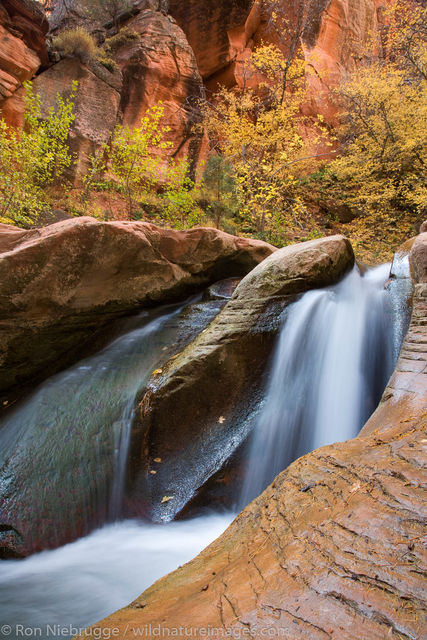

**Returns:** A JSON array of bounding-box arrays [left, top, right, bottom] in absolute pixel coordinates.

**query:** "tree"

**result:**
[[324, 61, 426, 258], [0, 81, 76, 226], [203, 156, 237, 229], [200, 42, 328, 242], [108, 103, 172, 217]]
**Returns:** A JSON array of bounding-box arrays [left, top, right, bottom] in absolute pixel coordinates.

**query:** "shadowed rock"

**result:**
[[130, 235, 354, 521], [0, 217, 274, 397]]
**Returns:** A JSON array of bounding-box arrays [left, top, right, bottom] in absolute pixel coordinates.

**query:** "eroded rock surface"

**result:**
[[130, 235, 354, 521], [0, 217, 274, 397], [0, 0, 48, 127]]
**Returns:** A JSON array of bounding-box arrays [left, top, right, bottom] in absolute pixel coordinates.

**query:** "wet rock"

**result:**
[[0, 292, 235, 556], [130, 235, 354, 521], [362, 230, 427, 438], [410, 232, 427, 284], [0, 217, 275, 397]]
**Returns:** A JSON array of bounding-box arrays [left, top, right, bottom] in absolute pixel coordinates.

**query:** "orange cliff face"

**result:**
[[0, 0, 397, 176], [170, 0, 395, 126], [0, 0, 48, 128]]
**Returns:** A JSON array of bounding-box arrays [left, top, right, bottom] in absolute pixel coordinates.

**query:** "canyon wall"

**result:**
[[0, 0, 48, 128], [0, 0, 394, 174]]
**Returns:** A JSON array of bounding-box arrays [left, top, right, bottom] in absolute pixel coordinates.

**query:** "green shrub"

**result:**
[[52, 28, 98, 63], [104, 27, 139, 52], [0, 81, 77, 227]]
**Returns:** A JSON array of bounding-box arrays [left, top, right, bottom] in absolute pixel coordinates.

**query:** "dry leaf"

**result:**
[[153, 457, 162, 463], [150, 470, 157, 475], [152, 369, 163, 376], [218, 416, 225, 424], [161, 496, 174, 504]]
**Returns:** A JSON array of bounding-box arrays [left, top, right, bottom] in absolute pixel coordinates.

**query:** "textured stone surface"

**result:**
[[0, 0, 48, 127], [115, 9, 206, 172], [80, 232, 427, 640], [33, 58, 122, 179], [0, 217, 274, 397], [130, 236, 354, 522], [168, 0, 252, 81]]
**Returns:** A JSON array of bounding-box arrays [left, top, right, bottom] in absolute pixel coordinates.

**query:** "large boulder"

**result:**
[[129, 235, 354, 522], [80, 231, 427, 640], [0, 217, 275, 398]]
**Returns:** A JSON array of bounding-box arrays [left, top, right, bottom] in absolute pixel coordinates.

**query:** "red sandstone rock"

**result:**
[[0, 217, 275, 396], [0, 0, 48, 127], [115, 9, 206, 171], [33, 58, 122, 179]]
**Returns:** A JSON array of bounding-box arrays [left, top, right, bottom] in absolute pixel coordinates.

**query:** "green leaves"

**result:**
[[0, 81, 77, 226]]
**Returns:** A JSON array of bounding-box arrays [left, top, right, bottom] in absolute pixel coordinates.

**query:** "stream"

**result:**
[[0, 261, 411, 636]]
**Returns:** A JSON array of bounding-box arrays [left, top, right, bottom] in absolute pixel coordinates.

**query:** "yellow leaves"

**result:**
[[152, 369, 163, 376], [218, 416, 225, 424], [153, 457, 162, 463], [161, 496, 174, 504]]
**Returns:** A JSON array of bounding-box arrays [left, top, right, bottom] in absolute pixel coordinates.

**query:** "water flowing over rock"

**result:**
[[131, 235, 354, 522], [83, 230, 427, 640], [0, 294, 232, 557], [361, 231, 427, 439], [239, 263, 399, 507], [0, 218, 274, 398]]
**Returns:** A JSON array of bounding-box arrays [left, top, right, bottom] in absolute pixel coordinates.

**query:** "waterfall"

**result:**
[[240, 263, 407, 507], [0, 302, 201, 546], [0, 514, 232, 635]]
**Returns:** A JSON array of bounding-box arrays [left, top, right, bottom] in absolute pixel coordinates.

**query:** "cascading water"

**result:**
[[240, 263, 410, 507], [0, 264, 411, 637], [0, 514, 233, 634]]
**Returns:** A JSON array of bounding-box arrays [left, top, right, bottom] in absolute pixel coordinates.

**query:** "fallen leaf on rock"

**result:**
[[150, 470, 157, 475], [161, 496, 174, 504], [154, 457, 162, 463], [152, 369, 163, 376], [218, 416, 225, 424]]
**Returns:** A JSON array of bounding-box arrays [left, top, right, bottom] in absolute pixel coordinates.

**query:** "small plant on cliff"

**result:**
[[52, 28, 98, 63], [0, 81, 76, 226], [103, 27, 139, 52]]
